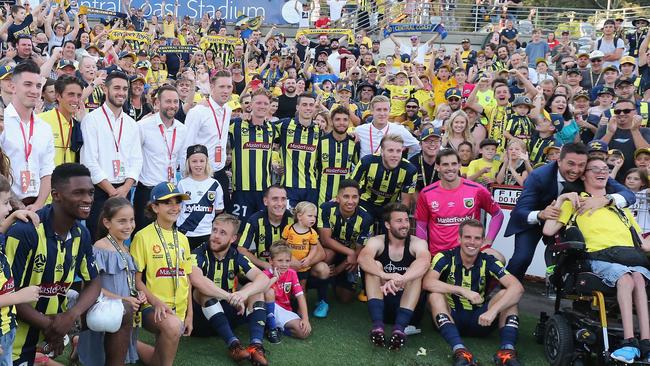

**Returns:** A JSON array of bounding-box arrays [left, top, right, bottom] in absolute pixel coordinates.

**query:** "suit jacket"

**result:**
[[504, 161, 636, 237]]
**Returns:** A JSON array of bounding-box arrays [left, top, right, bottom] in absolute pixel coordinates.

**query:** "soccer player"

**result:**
[[318, 179, 374, 303], [351, 134, 418, 224], [131, 182, 193, 366], [189, 214, 270, 365], [316, 106, 360, 205], [358, 203, 430, 351], [6, 163, 132, 365], [238, 185, 294, 270], [415, 149, 504, 256], [276, 93, 321, 208], [424, 219, 523, 366], [38, 75, 84, 166], [229, 88, 276, 221]]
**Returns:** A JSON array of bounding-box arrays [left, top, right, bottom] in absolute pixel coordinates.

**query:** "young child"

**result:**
[[587, 139, 609, 160], [130, 182, 193, 366], [0, 176, 40, 365], [458, 141, 473, 178], [77, 197, 145, 365], [504, 96, 535, 148], [177, 145, 224, 250], [281, 202, 330, 318], [263, 241, 311, 344], [607, 149, 625, 179], [635, 148, 650, 175], [467, 139, 501, 186], [529, 116, 557, 166], [544, 145, 561, 163], [624, 168, 650, 235], [497, 138, 531, 186]]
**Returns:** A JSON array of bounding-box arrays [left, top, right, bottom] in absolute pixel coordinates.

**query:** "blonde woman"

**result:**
[[441, 110, 472, 152]]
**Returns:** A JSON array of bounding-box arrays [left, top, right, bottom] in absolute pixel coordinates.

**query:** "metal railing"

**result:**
[[325, 1, 650, 39]]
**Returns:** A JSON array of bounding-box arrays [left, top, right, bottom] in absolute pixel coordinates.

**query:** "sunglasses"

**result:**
[[613, 108, 635, 115], [591, 58, 603, 62], [406, 105, 418, 109]]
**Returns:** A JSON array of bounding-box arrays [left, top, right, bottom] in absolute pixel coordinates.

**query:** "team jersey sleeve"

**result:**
[[214, 183, 225, 211], [478, 185, 501, 216], [558, 200, 576, 225], [5, 223, 38, 288], [236, 251, 254, 275], [431, 252, 450, 273], [75, 227, 98, 281], [318, 203, 331, 229], [403, 164, 417, 194], [308, 229, 319, 246], [414, 189, 430, 222], [485, 254, 509, 279], [282, 225, 291, 240], [130, 230, 147, 273], [357, 216, 373, 246], [239, 220, 257, 249], [290, 270, 304, 296], [350, 156, 367, 183]]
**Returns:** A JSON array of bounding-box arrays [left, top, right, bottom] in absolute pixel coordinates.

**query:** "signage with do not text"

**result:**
[[491, 184, 523, 210]]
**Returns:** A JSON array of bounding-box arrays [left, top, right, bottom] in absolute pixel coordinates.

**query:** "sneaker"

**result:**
[[247, 343, 269, 366], [358, 291, 368, 302], [639, 339, 650, 362], [388, 330, 406, 351], [313, 300, 329, 318], [453, 348, 477, 366], [266, 327, 282, 344], [404, 325, 422, 336], [494, 349, 521, 366], [611, 346, 640, 364], [370, 328, 385, 347], [228, 341, 250, 362]]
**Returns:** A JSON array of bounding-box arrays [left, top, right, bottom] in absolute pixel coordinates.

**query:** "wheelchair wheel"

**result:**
[[545, 314, 575, 366]]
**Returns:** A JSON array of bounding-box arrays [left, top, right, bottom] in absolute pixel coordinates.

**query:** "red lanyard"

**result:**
[[158, 124, 177, 162], [101, 106, 124, 153], [369, 124, 389, 154], [207, 100, 226, 140], [55, 109, 72, 149], [18, 114, 35, 163]]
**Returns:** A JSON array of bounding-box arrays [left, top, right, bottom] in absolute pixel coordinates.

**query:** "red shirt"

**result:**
[[263, 268, 304, 311]]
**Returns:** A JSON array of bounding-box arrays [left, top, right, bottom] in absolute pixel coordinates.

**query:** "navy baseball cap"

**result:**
[[587, 139, 608, 153], [150, 182, 190, 202], [420, 127, 442, 141], [445, 88, 462, 100], [0, 65, 13, 80]]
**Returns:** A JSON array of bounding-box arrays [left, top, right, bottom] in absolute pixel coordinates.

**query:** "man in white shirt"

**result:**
[[181, 70, 233, 211], [80, 71, 143, 240], [388, 34, 439, 65], [0, 60, 55, 210], [134, 84, 187, 231], [355, 95, 421, 159], [595, 19, 625, 69]]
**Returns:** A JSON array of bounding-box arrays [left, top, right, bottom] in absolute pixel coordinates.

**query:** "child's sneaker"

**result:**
[[370, 328, 385, 347], [313, 300, 329, 318], [388, 330, 406, 351], [266, 327, 282, 344]]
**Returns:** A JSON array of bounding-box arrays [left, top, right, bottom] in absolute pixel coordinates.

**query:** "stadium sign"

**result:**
[[491, 184, 522, 210]]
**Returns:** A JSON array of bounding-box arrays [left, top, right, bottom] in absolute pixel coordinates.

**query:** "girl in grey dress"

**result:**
[[77, 197, 146, 365]]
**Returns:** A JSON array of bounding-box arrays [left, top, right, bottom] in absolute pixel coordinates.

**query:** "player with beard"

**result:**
[[358, 203, 430, 351], [415, 149, 504, 256], [189, 214, 270, 365], [81, 71, 143, 241], [275, 77, 298, 120], [134, 85, 187, 231]]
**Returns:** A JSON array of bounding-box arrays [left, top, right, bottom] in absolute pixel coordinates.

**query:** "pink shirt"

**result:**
[[263, 268, 304, 311], [415, 178, 501, 255]]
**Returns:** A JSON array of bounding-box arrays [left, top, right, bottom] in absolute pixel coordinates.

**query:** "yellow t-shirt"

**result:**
[[431, 76, 457, 107], [476, 89, 496, 109], [282, 224, 318, 271], [147, 69, 168, 88], [162, 20, 175, 38], [131, 223, 193, 319], [412, 89, 435, 119], [38, 109, 75, 166], [559, 195, 640, 253], [466, 158, 500, 180], [385, 84, 415, 118]]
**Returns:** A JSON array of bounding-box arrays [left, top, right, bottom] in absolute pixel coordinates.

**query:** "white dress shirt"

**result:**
[[80, 103, 143, 185], [138, 113, 187, 187], [181, 95, 232, 172], [355, 121, 421, 159], [0, 103, 55, 199]]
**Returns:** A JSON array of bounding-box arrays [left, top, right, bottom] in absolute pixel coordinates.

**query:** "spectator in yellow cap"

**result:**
[[635, 147, 650, 174]]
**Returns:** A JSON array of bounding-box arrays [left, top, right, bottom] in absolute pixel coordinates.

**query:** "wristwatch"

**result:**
[[605, 194, 614, 206]]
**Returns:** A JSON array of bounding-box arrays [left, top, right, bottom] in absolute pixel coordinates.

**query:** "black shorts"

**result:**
[[191, 300, 247, 337], [332, 253, 358, 292], [450, 303, 497, 337]]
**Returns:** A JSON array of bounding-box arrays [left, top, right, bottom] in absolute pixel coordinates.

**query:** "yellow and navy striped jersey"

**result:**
[[84, 83, 104, 111], [191, 244, 253, 293], [229, 118, 275, 192], [431, 247, 508, 311], [317, 202, 373, 248], [351, 154, 418, 207], [5, 205, 98, 362], [239, 208, 294, 260], [0, 235, 16, 336], [316, 133, 360, 205], [528, 132, 555, 166], [505, 115, 535, 147], [276, 118, 320, 189], [484, 104, 512, 153], [130, 223, 193, 320]]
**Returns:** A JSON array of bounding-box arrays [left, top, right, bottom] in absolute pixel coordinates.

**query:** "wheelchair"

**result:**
[[533, 236, 650, 366]]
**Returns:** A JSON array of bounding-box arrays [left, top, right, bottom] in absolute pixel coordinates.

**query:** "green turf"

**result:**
[[123, 293, 548, 366]]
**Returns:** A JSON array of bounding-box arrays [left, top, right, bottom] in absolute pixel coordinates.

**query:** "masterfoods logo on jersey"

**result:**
[[78, 0, 291, 24], [287, 143, 317, 152], [436, 215, 473, 225], [156, 268, 186, 277], [40, 282, 71, 297]]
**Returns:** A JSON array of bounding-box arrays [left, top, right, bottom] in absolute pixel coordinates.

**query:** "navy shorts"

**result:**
[[451, 303, 497, 337], [285, 188, 318, 209], [191, 300, 247, 337], [332, 253, 358, 291], [230, 190, 265, 221]]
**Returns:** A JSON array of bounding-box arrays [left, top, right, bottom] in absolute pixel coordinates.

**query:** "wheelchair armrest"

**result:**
[[549, 241, 586, 252]]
